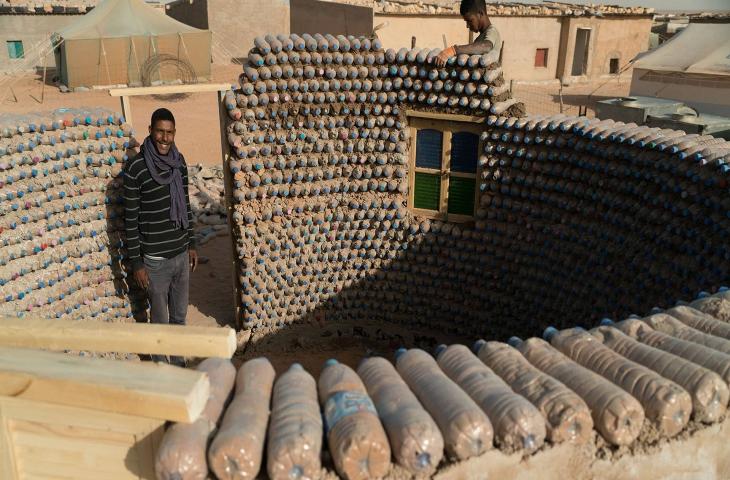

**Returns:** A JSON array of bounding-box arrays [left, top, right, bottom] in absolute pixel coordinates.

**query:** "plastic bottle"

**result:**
[[318, 359, 390, 480], [592, 326, 728, 423], [357, 356, 443, 476], [475, 340, 593, 444], [155, 358, 237, 480], [548, 326, 690, 437], [267, 363, 323, 480], [208, 358, 276, 480], [395, 348, 493, 460], [436, 344, 545, 452], [515, 337, 644, 446]]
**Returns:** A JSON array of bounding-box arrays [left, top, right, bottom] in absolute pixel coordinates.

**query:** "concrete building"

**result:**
[[164, 0, 372, 64], [0, 2, 91, 73], [364, 0, 654, 83]]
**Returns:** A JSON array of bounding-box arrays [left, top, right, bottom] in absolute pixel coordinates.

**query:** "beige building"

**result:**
[[0, 2, 90, 73], [370, 1, 654, 83]]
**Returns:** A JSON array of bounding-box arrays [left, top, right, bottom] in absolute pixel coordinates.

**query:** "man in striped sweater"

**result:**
[[124, 108, 198, 366]]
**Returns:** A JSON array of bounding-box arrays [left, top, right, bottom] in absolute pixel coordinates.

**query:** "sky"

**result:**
[[519, 0, 730, 12]]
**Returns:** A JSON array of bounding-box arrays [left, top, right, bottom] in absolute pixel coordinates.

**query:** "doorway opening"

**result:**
[[571, 28, 591, 76]]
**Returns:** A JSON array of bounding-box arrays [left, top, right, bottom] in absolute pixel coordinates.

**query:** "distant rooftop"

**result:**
[[0, 0, 170, 14], [0, 0, 656, 16], [0, 0, 94, 14], [332, 0, 654, 16]]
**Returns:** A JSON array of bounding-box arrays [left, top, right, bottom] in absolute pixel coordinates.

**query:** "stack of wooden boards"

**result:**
[[0, 317, 236, 480]]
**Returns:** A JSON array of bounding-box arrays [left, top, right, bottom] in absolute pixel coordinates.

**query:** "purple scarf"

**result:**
[[141, 136, 189, 229]]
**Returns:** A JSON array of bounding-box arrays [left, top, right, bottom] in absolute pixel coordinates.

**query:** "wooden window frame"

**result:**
[[406, 111, 484, 223]]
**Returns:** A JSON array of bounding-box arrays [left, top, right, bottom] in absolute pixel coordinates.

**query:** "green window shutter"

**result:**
[[7, 41, 24, 59], [448, 177, 476, 216], [414, 172, 440, 211]]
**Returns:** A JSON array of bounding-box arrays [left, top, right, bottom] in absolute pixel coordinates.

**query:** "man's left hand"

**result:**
[[433, 46, 456, 67], [189, 249, 198, 272]]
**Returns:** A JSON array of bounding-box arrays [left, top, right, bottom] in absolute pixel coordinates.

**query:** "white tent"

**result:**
[[630, 24, 730, 116], [53, 0, 211, 88], [632, 24, 730, 76]]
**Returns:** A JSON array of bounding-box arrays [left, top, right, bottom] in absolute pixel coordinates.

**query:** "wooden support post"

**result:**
[[0, 317, 236, 358], [559, 83, 564, 114], [443, 34, 448, 48], [411, 36, 416, 48], [40, 52, 47, 104], [218, 89, 243, 331], [120, 95, 132, 124]]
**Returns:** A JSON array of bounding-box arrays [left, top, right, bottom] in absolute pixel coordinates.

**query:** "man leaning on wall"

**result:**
[[432, 0, 503, 67]]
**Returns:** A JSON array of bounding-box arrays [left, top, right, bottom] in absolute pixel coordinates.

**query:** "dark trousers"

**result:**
[[144, 250, 189, 366]]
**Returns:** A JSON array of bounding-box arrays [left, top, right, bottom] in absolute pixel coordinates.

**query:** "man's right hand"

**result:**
[[134, 267, 150, 290]]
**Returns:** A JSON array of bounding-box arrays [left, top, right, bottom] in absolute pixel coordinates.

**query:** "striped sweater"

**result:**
[[123, 153, 195, 271]]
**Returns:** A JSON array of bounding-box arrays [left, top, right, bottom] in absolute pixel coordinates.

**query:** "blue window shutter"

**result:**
[[451, 132, 479, 173], [416, 129, 442, 169]]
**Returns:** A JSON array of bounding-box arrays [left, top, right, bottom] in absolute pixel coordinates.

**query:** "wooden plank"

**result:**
[[120, 95, 132, 124], [406, 109, 487, 124], [440, 130, 452, 216], [408, 126, 417, 210], [219, 90, 243, 330], [108, 82, 231, 97], [0, 317, 236, 358], [1, 396, 163, 480], [0, 347, 209, 423], [0, 400, 19, 480]]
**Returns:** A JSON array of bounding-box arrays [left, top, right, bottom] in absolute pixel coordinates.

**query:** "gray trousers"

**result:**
[[144, 250, 189, 365]]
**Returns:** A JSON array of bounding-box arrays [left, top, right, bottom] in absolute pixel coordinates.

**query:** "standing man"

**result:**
[[432, 0, 502, 67], [124, 108, 198, 366]]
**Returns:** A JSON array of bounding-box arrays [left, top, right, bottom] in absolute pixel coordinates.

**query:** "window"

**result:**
[[6, 40, 24, 59], [535, 48, 548, 68], [609, 58, 619, 74], [408, 113, 482, 222]]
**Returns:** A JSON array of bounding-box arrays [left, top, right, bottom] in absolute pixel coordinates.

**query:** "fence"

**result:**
[[510, 76, 632, 118]]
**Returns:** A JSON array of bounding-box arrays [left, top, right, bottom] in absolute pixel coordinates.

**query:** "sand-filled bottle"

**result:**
[[208, 358, 276, 480], [515, 337, 644, 446], [614, 319, 730, 390], [475, 339, 593, 444], [267, 363, 323, 480], [666, 305, 730, 339], [395, 348, 493, 460], [547, 326, 690, 438], [436, 344, 546, 453], [641, 312, 730, 355], [318, 359, 391, 480], [592, 326, 728, 423], [155, 358, 237, 480], [357, 356, 444, 476]]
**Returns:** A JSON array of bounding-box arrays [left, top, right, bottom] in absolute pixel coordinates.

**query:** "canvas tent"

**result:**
[[52, 0, 211, 88], [630, 24, 730, 116]]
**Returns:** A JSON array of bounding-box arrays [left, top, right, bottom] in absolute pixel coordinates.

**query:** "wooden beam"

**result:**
[[0, 347, 209, 423], [219, 90, 243, 330], [406, 109, 487, 124], [0, 317, 236, 358], [108, 82, 231, 97]]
